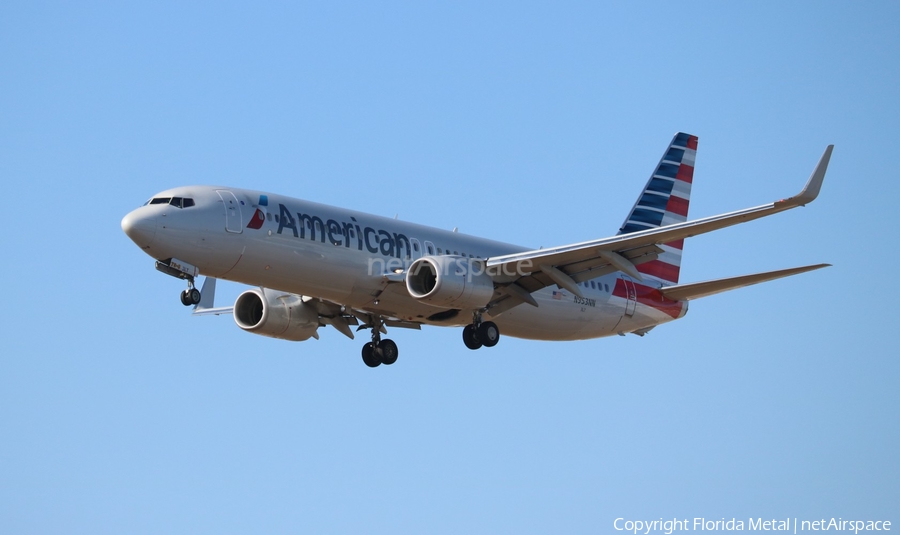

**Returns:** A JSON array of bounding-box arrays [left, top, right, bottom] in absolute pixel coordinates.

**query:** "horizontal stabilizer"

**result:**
[[659, 263, 830, 301]]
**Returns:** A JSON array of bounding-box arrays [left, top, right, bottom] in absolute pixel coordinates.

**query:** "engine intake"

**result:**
[[233, 288, 319, 341], [406, 256, 494, 309]]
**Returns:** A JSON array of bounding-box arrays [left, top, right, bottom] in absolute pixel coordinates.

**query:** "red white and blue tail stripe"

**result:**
[[617, 132, 698, 285]]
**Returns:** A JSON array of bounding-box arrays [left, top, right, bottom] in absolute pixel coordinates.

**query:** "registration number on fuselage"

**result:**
[[574, 296, 596, 307]]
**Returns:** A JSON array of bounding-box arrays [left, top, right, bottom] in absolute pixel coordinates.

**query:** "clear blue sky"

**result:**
[[2, 2, 898, 533]]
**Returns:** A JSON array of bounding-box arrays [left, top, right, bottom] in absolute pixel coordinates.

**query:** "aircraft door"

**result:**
[[622, 276, 637, 316], [216, 190, 243, 234]]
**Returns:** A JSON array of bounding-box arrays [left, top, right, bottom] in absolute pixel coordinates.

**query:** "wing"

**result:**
[[483, 145, 833, 313], [192, 276, 421, 339]]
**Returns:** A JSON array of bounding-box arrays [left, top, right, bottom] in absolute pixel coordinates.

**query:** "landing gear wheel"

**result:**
[[189, 288, 201, 305], [463, 325, 483, 350], [362, 342, 381, 368], [476, 321, 500, 347], [378, 339, 399, 365], [180, 290, 192, 306]]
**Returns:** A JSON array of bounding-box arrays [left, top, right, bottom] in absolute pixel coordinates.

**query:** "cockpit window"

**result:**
[[146, 196, 195, 208]]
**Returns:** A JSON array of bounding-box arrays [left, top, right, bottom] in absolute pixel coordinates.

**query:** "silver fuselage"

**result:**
[[121, 185, 685, 340]]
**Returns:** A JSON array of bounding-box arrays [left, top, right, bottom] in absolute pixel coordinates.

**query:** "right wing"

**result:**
[[192, 276, 421, 339]]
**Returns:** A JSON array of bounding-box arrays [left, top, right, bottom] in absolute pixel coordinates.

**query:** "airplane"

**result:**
[[121, 133, 833, 367]]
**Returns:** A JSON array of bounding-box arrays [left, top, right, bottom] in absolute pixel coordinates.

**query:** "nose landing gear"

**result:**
[[154, 258, 202, 307], [180, 286, 201, 306]]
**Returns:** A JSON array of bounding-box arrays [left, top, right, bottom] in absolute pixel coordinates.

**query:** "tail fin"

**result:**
[[617, 132, 698, 285]]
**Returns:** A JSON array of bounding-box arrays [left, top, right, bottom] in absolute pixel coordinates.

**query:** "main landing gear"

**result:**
[[361, 318, 398, 368], [462, 314, 500, 350]]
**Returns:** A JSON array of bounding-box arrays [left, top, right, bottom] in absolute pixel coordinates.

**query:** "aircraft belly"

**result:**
[[493, 293, 589, 341]]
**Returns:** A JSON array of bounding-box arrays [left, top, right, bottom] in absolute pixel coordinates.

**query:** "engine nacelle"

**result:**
[[233, 288, 319, 341], [406, 256, 494, 309]]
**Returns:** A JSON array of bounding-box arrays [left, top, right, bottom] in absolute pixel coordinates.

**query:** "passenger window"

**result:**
[[605, 284, 610, 292], [266, 213, 272, 221], [275, 215, 280, 223], [590, 281, 596, 289], [437, 248, 443, 254], [413, 243, 420, 252]]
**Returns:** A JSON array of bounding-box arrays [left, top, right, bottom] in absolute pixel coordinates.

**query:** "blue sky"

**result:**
[[1, 2, 898, 533]]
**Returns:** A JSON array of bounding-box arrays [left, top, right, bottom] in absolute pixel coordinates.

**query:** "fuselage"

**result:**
[[121, 185, 687, 341]]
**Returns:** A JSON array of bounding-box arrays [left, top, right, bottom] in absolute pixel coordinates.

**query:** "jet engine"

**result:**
[[406, 256, 494, 309], [233, 288, 319, 341]]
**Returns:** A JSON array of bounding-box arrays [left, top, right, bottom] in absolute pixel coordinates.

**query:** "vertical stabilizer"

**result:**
[[617, 132, 698, 285]]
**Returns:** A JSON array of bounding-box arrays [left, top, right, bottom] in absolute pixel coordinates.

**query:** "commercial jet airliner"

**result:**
[[122, 133, 832, 367]]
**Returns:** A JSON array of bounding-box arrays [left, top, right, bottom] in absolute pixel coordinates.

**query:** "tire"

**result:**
[[477, 321, 500, 347], [379, 339, 399, 365], [462, 324, 483, 350], [362, 342, 380, 368], [180, 290, 192, 306], [189, 288, 201, 305]]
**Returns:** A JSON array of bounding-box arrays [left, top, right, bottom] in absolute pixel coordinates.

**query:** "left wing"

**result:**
[[484, 145, 832, 310]]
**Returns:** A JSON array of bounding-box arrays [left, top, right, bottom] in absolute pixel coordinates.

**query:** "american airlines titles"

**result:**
[[274, 203, 533, 278], [276, 203, 412, 258]]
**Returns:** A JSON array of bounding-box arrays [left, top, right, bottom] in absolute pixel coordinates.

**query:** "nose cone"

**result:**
[[121, 209, 157, 249]]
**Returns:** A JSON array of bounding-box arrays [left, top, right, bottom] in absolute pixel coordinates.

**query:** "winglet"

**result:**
[[194, 277, 217, 309], [784, 145, 833, 206], [192, 277, 234, 316]]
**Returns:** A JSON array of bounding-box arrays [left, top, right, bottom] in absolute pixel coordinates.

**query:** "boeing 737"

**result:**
[[121, 133, 832, 367]]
